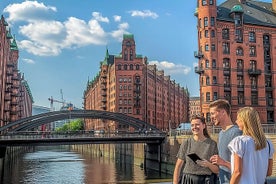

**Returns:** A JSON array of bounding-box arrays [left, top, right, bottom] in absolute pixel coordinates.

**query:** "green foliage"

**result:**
[[55, 119, 84, 132]]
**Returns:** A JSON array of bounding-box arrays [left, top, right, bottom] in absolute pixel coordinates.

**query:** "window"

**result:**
[[204, 17, 208, 27], [199, 18, 202, 28], [118, 64, 122, 70], [130, 64, 133, 70], [205, 44, 209, 51], [136, 64, 140, 70], [130, 49, 133, 60], [263, 35, 270, 45], [223, 58, 230, 69], [236, 47, 243, 56], [212, 59, 216, 68], [206, 92, 210, 102], [211, 44, 216, 51], [205, 30, 209, 38], [224, 76, 230, 87], [202, 0, 207, 6], [206, 76, 210, 85], [124, 49, 128, 61], [265, 76, 272, 88], [234, 14, 242, 26], [224, 92, 231, 102], [205, 60, 209, 68], [250, 60, 257, 70], [251, 76, 257, 89], [238, 92, 244, 104], [211, 17, 215, 26], [211, 30, 215, 37], [223, 42, 230, 54], [249, 46, 256, 56], [237, 76, 243, 87], [222, 29, 229, 40], [249, 32, 256, 42], [210, 0, 213, 5], [213, 76, 217, 84], [124, 64, 127, 70], [251, 91, 258, 105], [213, 92, 218, 100], [235, 29, 243, 42], [237, 59, 243, 71]]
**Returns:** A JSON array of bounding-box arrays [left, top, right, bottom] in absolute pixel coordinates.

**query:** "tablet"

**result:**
[[187, 153, 202, 163]]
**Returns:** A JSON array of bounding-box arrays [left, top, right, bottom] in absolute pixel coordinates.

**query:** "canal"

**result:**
[[1, 146, 172, 184]]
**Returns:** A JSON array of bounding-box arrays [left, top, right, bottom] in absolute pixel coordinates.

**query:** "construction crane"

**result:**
[[48, 96, 65, 111], [48, 96, 73, 111]]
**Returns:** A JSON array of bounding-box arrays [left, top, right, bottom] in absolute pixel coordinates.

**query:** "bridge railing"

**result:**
[[0, 130, 167, 140], [207, 124, 276, 134]]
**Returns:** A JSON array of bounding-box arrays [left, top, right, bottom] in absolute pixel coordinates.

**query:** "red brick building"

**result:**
[[195, 0, 276, 123], [0, 15, 33, 127], [84, 34, 189, 131], [189, 97, 201, 119]]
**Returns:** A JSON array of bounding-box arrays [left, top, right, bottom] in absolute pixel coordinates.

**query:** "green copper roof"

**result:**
[[6, 29, 12, 39], [231, 5, 244, 13], [10, 35, 18, 50], [102, 48, 109, 65], [123, 34, 134, 39]]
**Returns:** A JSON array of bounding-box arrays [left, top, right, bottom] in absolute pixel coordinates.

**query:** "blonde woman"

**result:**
[[228, 107, 274, 184], [173, 115, 219, 184]]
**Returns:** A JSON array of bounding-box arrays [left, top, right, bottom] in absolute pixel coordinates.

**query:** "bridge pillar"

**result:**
[[144, 143, 162, 172], [0, 147, 6, 159]]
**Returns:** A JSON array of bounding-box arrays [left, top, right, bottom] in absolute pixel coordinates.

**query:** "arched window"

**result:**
[[118, 64, 121, 70], [236, 47, 243, 56], [130, 64, 133, 70], [124, 64, 127, 70], [124, 49, 128, 61], [136, 64, 140, 70], [130, 49, 133, 60]]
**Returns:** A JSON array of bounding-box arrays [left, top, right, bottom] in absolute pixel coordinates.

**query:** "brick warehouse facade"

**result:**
[[84, 34, 189, 132], [0, 15, 33, 126], [195, 0, 276, 124]]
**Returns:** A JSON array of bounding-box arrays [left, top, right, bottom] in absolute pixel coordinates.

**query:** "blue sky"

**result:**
[[0, 0, 270, 109]]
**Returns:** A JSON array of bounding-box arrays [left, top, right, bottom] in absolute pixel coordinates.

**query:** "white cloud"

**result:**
[[3, 1, 129, 56], [110, 23, 129, 41], [22, 58, 35, 64], [149, 60, 191, 75], [113, 15, 121, 22], [129, 10, 159, 19], [92, 12, 109, 23], [3, 0, 56, 23]]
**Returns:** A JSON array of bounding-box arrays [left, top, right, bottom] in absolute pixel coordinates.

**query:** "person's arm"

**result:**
[[197, 159, 219, 174], [210, 154, 231, 169], [173, 158, 184, 184], [230, 153, 242, 184], [267, 159, 273, 176]]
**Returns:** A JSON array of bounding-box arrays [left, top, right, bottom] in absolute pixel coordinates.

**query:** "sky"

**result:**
[[0, 0, 271, 110]]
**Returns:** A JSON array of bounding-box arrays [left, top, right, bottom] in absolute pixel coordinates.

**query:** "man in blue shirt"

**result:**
[[209, 99, 242, 184]]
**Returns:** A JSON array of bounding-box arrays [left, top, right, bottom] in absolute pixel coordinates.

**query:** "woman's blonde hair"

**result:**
[[237, 107, 266, 150], [190, 114, 210, 138]]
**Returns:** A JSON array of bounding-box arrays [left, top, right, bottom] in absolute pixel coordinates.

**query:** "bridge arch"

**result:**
[[0, 110, 161, 133]]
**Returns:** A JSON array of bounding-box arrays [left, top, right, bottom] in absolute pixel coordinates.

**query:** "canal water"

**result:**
[[1, 146, 172, 184]]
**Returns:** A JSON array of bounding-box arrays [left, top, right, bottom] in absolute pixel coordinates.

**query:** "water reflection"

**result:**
[[2, 147, 172, 184]]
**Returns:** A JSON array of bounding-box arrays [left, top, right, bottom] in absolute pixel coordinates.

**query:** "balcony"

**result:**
[[248, 69, 261, 76], [194, 51, 204, 59], [237, 85, 244, 91], [194, 66, 204, 74], [224, 84, 231, 91], [223, 68, 230, 75]]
